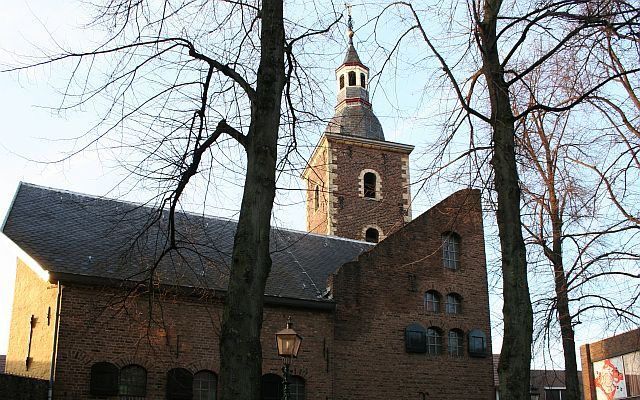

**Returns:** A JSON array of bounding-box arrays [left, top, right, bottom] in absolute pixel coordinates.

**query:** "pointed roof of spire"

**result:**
[[343, 43, 362, 64], [342, 7, 365, 66]]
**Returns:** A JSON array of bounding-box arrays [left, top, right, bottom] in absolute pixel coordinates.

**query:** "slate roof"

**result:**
[[326, 103, 385, 141], [0, 355, 5, 373], [2, 183, 372, 302], [343, 43, 363, 65]]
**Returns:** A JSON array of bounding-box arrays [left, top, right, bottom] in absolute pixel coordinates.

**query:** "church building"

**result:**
[[1, 25, 495, 400]]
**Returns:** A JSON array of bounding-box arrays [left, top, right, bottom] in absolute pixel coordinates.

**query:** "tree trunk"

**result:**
[[479, 1, 534, 399], [547, 198, 581, 400], [218, 0, 285, 398]]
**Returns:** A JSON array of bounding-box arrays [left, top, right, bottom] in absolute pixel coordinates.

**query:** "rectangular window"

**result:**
[[544, 388, 565, 400]]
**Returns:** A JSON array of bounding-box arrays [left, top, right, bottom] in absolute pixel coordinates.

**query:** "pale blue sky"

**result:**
[[1, 0, 625, 370]]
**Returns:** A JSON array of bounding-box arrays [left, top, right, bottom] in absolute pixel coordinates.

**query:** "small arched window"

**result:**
[[363, 172, 376, 198], [405, 323, 427, 353], [445, 293, 462, 314], [120, 364, 147, 397], [365, 228, 379, 243], [261, 374, 282, 400], [193, 370, 217, 400], [360, 73, 366, 88], [442, 233, 460, 270], [290, 375, 306, 400], [339, 74, 345, 89], [90, 362, 119, 396], [424, 290, 441, 313], [167, 368, 194, 400], [448, 329, 464, 357], [314, 185, 320, 211], [426, 327, 443, 355], [348, 71, 356, 86], [468, 329, 488, 357]]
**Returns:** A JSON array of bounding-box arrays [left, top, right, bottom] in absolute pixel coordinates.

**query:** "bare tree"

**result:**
[[374, 1, 640, 399], [3, 1, 341, 399], [514, 62, 640, 399]]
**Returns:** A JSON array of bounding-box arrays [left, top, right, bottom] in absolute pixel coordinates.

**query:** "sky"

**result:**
[[0, 0, 625, 369]]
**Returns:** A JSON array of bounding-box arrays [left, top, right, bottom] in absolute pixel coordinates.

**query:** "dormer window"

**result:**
[[340, 74, 345, 89], [360, 73, 366, 88], [348, 71, 356, 86]]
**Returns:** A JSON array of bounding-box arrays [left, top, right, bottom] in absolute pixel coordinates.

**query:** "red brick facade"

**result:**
[[5, 189, 494, 399], [330, 188, 493, 400]]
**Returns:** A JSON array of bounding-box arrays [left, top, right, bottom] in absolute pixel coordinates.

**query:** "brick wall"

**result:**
[[51, 286, 334, 399], [580, 329, 640, 400], [330, 189, 494, 400], [5, 259, 58, 379]]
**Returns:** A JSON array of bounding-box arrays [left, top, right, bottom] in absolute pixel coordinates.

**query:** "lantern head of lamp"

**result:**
[[276, 316, 302, 365]]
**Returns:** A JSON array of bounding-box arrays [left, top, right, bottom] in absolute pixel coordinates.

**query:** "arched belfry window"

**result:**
[[363, 172, 376, 199], [365, 228, 379, 243], [360, 73, 366, 88], [339, 74, 345, 89], [348, 71, 356, 86]]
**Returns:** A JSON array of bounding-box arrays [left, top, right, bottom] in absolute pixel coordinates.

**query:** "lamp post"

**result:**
[[275, 316, 303, 400]]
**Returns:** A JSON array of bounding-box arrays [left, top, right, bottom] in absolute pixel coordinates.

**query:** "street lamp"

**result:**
[[275, 316, 303, 400]]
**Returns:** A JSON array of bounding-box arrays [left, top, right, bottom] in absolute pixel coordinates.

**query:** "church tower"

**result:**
[[303, 17, 414, 243]]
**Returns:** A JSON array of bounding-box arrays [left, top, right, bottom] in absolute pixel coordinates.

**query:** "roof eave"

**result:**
[[49, 271, 336, 311]]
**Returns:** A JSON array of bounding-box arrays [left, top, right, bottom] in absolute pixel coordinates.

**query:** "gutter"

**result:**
[[48, 282, 63, 400], [49, 271, 336, 312]]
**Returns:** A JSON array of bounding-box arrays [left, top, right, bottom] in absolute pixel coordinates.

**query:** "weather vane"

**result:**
[[345, 3, 354, 44]]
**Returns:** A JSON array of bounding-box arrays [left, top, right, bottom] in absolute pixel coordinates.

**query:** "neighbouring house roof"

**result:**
[[0, 355, 5, 373], [2, 183, 372, 302], [492, 354, 584, 397]]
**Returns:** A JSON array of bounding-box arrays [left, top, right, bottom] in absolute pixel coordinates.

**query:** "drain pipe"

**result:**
[[48, 282, 63, 400]]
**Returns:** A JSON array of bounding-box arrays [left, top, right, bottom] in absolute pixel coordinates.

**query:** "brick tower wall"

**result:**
[[327, 136, 411, 241]]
